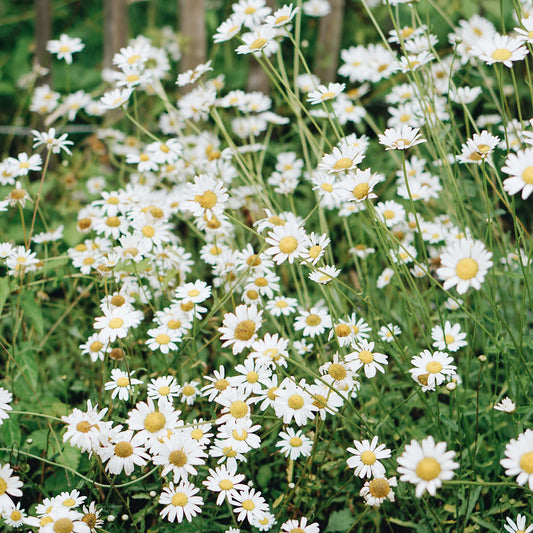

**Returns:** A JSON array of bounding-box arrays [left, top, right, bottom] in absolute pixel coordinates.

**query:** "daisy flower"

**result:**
[[236, 26, 277, 56], [201, 366, 232, 402], [307, 82, 345, 105], [145, 327, 181, 354], [409, 350, 457, 391], [2, 502, 27, 528], [308, 381, 344, 420], [0, 464, 23, 512], [378, 125, 426, 150], [360, 476, 397, 507], [231, 487, 269, 524], [213, 16, 244, 43], [265, 222, 307, 265], [504, 514, 533, 533], [93, 306, 143, 343], [280, 516, 320, 533], [31, 128, 73, 155], [97, 429, 150, 476], [319, 145, 364, 174], [265, 295, 298, 317], [273, 378, 318, 426], [431, 321, 467, 352], [346, 340, 389, 378], [159, 481, 204, 523], [338, 168, 381, 203], [203, 465, 246, 505], [100, 88, 133, 109], [147, 375, 181, 401], [475, 34, 528, 67], [309, 265, 340, 285], [346, 436, 392, 479], [500, 429, 533, 489], [219, 304, 263, 355], [182, 174, 228, 221], [265, 4, 299, 27], [276, 428, 313, 460], [397, 436, 459, 497], [437, 239, 493, 294], [294, 306, 332, 337], [127, 398, 180, 443], [0, 387, 13, 425], [494, 397, 516, 413], [46, 34, 85, 64], [378, 323, 402, 343], [179, 381, 201, 405], [501, 148, 533, 200], [104, 369, 143, 401]]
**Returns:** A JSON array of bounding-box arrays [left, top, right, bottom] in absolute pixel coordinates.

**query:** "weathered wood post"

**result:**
[[315, 0, 345, 83], [178, 0, 207, 74], [103, 0, 129, 70]]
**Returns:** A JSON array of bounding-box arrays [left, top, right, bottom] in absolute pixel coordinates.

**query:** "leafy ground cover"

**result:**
[[0, 0, 532, 531]]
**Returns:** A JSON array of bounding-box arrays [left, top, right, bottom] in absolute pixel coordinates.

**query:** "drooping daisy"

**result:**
[[346, 436, 392, 479], [276, 427, 313, 460], [431, 321, 467, 352], [308, 265, 340, 285], [500, 429, 533, 489], [409, 350, 457, 391], [437, 239, 493, 294], [397, 435, 459, 497], [360, 476, 397, 507], [159, 481, 204, 523], [494, 397, 516, 413]]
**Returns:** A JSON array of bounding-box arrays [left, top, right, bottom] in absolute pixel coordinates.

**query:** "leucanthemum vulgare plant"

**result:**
[[0, 0, 532, 531]]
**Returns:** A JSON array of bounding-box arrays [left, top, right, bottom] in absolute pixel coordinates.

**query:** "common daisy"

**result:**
[[431, 321, 467, 352], [159, 481, 204, 523], [378, 125, 426, 150], [397, 435, 459, 497], [500, 429, 533, 489], [203, 465, 246, 505], [307, 83, 345, 105], [231, 487, 269, 524], [494, 397, 517, 413], [104, 369, 143, 401], [346, 436, 391, 479], [219, 304, 263, 355], [346, 340, 388, 378], [98, 429, 149, 476], [273, 378, 318, 426], [276, 428, 313, 460], [501, 148, 533, 200], [409, 350, 457, 391], [280, 516, 320, 533], [0, 464, 23, 512], [0, 387, 13, 425], [46, 34, 85, 64], [360, 476, 397, 507], [504, 514, 533, 533]]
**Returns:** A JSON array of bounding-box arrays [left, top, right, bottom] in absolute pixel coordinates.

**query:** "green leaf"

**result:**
[[1, 415, 21, 447], [256, 464, 272, 487], [325, 509, 353, 532], [14, 344, 39, 390], [55, 444, 81, 472], [20, 292, 44, 337], [0, 276, 10, 316]]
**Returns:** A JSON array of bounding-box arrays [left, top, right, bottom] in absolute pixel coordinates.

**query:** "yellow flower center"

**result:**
[[360, 450, 376, 465], [171, 493, 188, 507], [223, 446, 237, 457], [158, 386, 171, 396], [312, 394, 327, 409], [116, 377, 129, 387], [234, 320, 256, 341], [368, 478, 390, 498], [491, 48, 512, 61], [106, 216, 121, 227], [416, 457, 441, 480], [0, 478, 7, 495], [288, 394, 304, 409], [455, 258, 479, 280], [245, 6, 257, 13], [321, 91, 336, 99], [232, 429, 248, 441], [289, 436, 303, 447], [242, 499, 255, 510], [269, 215, 286, 226], [10, 509, 22, 521], [522, 166, 533, 184], [142, 225, 155, 238], [214, 378, 229, 391], [53, 517, 74, 533], [247, 371, 259, 383], [305, 313, 321, 326], [219, 479, 233, 490], [155, 334, 171, 345], [182, 385, 195, 396], [195, 190, 217, 209], [108, 317, 124, 329], [190, 428, 204, 440], [229, 400, 249, 418], [279, 236, 298, 254], [267, 387, 279, 400], [144, 411, 166, 433], [426, 361, 443, 373], [359, 350, 374, 364], [321, 182, 333, 192], [328, 363, 347, 380], [114, 441, 133, 458], [167, 320, 182, 330], [275, 15, 289, 24], [90, 340, 103, 352], [255, 277, 268, 287], [169, 450, 187, 467], [333, 157, 353, 170], [250, 38, 267, 50], [520, 451, 533, 473], [383, 209, 395, 220], [444, 334, 455, 345], [353, 183, 370, 199]]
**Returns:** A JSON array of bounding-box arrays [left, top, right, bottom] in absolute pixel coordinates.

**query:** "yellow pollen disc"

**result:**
[[275, 300, 288, 308], [214, 378, 229, 391], [232, 429, 248, 440], [308, 245, 322, 259], [335, 324, 351, 338], [245, 5, 256, 13], [234, 320, 256, 341], [108, 317, 124, 329], [242, 499, 255, 511], [0, 478, 7, 495], [247, 371, 259, 383], [359, 350, 374, 364], [444, 334, 455, 344], [188, 289, 200, 297], [468, 152, 483, 161], [114, 441, 133, 458], [288, 394, 304, 409], [223, 446, 237, 457], [401, 27, 414, 38], [255, 277, 268, 287], [455, 258, 479, 280], [289, 436, 303, 447], [155, 333, 170, 345], [275, 15, 289, 24], [321, 182, 333, 192], [353, 182, 369, 200], [247, 254, 262, 266], [127, 54, 140, 64], [116, 377, 129, 387], [74, 244, 87, 252], [171, 493, 188, 507], [383, 209, 395, 220], [520, 451, 533, 473], [41, 516, 54, 526], [59, 45, 70, 53], [426, 361, 443, 373], [142, 225, 155, 238], [195, 190, 217, 209], [160, 144, 169, 153], [491, 48, 512, 61], [321, 91, 336, 99], [158, 386, 171, 396], [219, 479, 233, 490], [169, 450, 187, 467], [181, 301, 194, 312], [139, 154, 149, 162], [289, 529, 305, 533], [328, 363, 347, 380], [107, 196, 120, 205], [416, 457, 441, 480], [82, 513, 97, 528], [10, 510, 22, 521], [190, 428, 203, 440], [90, 341, 103, 352], [522, 166, 533, 184], [312, 394, 327, 409], [368, 478, 390, 498], [76, 421, 92, 433], [144, 411, 166, 433], [305, 314, 321, 326], [269, 215, 286, 226], [333, 157, 353, 170], [360, 450, 376, 465], [53, 517, 74, 533], [150, 206, 164, 218], [106, 216, 121, 227], [400, 114, 411, 122], [126, 74, 139, 83], [246, 289, 259, 300], [279, 236, 298, 254], [267, 387, 279, 400], [167, 320, 181, 330], [182, 385, 195, 396], [250, 38, 267, 50], [476, 144, 490, 154], [229, 400, 249, 418]]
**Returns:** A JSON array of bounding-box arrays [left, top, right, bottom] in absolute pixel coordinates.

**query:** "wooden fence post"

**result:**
[[178, 0, 207, 74], [103, 0, 129, 70], [315, 0, 345, 83], [34, 0, 52, 84]]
